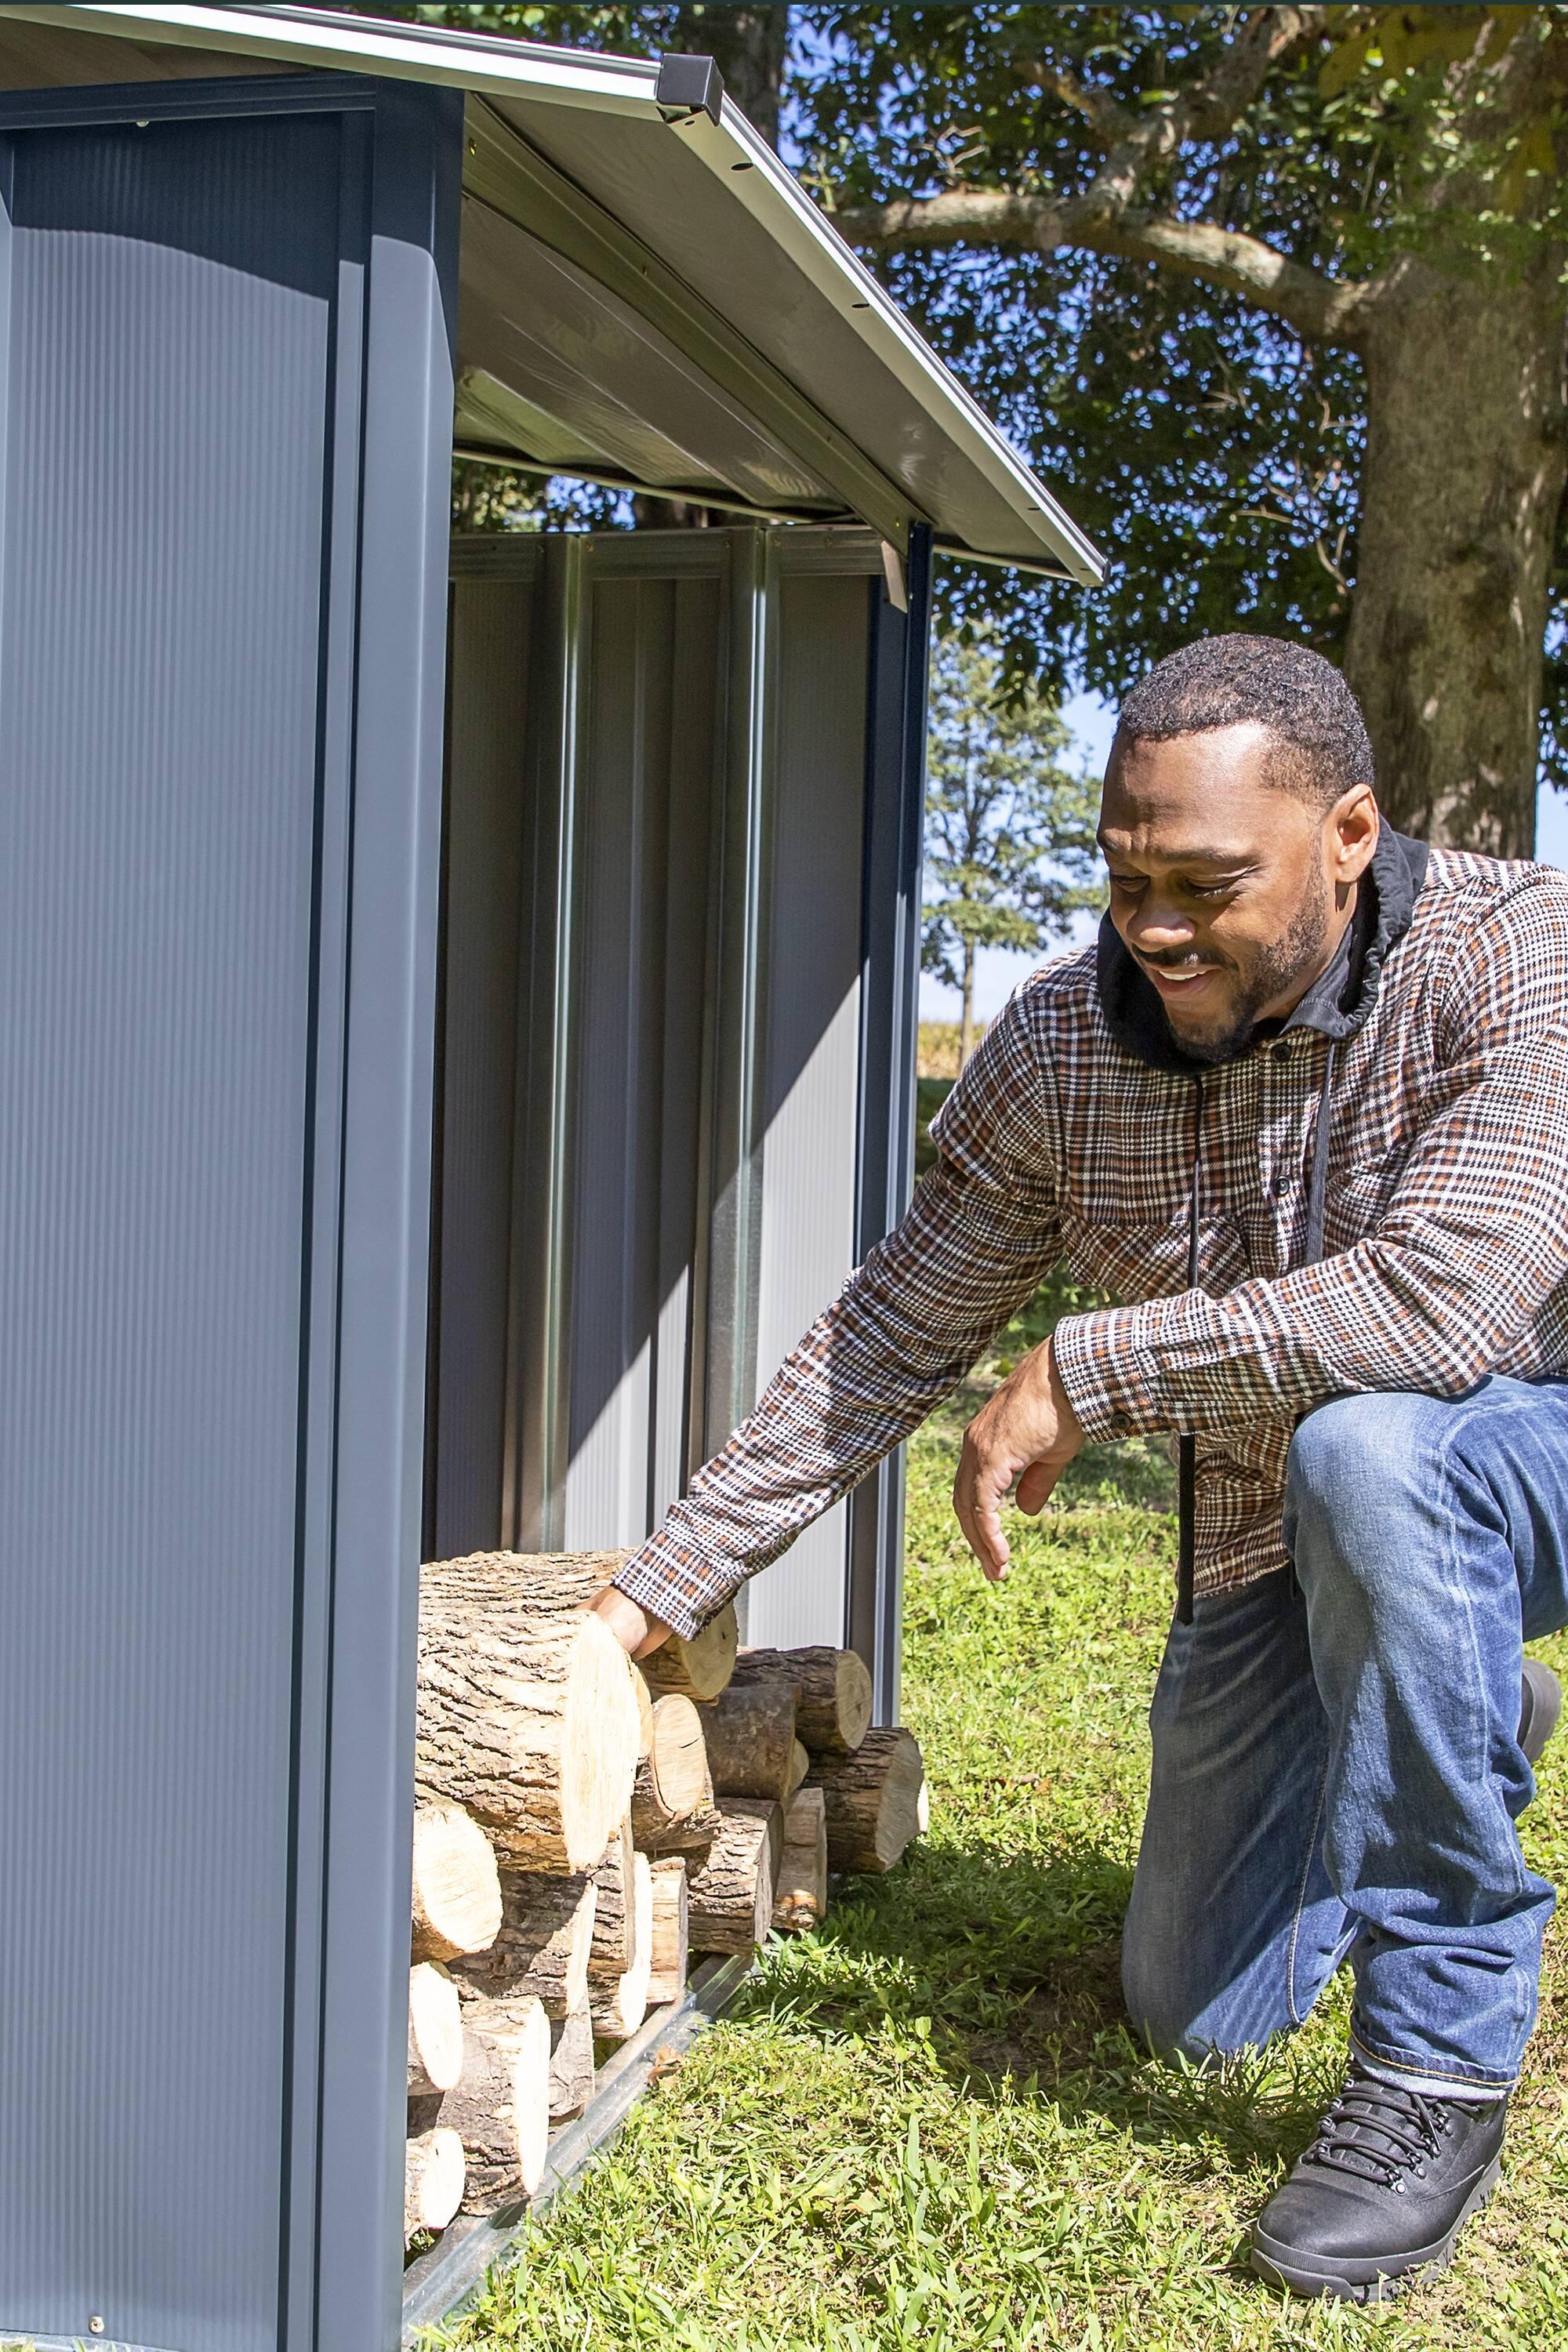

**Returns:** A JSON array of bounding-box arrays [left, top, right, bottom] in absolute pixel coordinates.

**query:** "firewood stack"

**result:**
[[402, 1549, 927, 2245]]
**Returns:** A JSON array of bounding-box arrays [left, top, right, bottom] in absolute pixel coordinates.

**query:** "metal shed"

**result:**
[[0, 9, 1102, 2350]]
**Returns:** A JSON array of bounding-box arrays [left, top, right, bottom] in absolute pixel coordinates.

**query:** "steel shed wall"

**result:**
[[0, 71, 459, 2352], [432, 527, 916, 1663]]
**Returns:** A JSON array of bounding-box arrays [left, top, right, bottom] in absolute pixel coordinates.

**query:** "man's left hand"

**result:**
[[954, 1338, 1085, 1582], [588, 1584, 673, 1660]]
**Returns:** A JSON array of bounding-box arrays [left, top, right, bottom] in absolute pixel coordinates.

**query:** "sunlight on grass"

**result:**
[[429, 1428, 1568, 2350]]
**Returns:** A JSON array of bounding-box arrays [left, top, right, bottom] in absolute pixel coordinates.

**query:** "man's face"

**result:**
[[1098, 722, 1377, 1064]]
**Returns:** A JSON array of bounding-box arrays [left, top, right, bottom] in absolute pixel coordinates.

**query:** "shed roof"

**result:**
[[6, 3, 1105, 581]]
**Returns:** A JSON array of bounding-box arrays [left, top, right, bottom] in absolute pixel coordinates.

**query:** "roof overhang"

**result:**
[[2, 3, 1105, 583]]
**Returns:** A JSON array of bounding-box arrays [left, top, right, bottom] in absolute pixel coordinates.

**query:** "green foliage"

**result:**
[[429, 1423, 1568, 2347], [921, 631, 1102, 1015]]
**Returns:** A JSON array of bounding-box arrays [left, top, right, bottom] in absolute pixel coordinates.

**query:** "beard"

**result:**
[[1157, 863, 1334, 1066]]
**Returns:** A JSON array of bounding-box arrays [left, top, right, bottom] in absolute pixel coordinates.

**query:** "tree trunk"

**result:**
[[1345, 256, 1568, 855], [959, 938, 977, 1069], [672, 5, 788, 147]]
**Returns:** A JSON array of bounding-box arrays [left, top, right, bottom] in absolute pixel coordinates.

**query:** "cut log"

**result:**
[[732, 1645, 873, 1759], [695, 1682, 798, 1802], [773, 1787, 828, 1933], [405, 2127, 465, 2242], [589, 1817, 638, 1979], [417, 1552, 641, 1872], [630, 1693, 713, 1844], [411, 1800, 503, 1962], [808, 1727, 925, 1873], [638, 1600, 739, 1704], [589, 1850, 653, 2043], [408, 1962, 464, 2095], [633, 1797, 723, 1860], [549, 2002, 595, 2122], [441, 1994, 551, 2209], [785, 1739, 809, 1806], [686, 1801, 777, 1956], [646, 1855, 689, 2006], [633, 1665, 655, 1763], [451, 1870, 596, 2021], [722, 1795, 784, 1889]]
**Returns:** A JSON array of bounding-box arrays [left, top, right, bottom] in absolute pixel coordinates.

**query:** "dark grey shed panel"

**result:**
[[0, 74, 459, 2352], [430, 528, 924, 1671]]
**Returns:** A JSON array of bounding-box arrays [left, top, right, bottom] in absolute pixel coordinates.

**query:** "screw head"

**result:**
[[89, 2320, 106, 2337]]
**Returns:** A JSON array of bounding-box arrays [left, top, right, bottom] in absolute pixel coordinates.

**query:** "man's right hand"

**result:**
[[588, 1583, 673, 1661]]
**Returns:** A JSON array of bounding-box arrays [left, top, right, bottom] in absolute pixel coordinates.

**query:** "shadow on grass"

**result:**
[[740, 1832, 1341, 2173]]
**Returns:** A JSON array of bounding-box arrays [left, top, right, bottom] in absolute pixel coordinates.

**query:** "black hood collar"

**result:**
[[1094, 825, 1429, 1076]]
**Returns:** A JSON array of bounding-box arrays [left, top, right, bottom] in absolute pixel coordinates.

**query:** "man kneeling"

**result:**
[[594, 633, 1568, 2303]]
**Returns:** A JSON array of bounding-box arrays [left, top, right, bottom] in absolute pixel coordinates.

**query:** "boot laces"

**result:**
[[1301, 2068, 1454, 2189]]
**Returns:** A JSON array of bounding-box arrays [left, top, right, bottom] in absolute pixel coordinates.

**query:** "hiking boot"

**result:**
[[1519, 1657, 1562, 1769], [1249, 2063, 1506, 2303]]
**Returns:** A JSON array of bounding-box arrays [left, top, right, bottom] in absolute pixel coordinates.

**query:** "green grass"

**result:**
[[427, 1420, 1568, 2351]]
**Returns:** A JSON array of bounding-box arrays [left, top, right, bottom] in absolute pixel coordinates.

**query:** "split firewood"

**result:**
[[637, 1600, 739, 1704], [405, 2127, 465, 2242], [549, 2002, 595, 2122], [451, 1869, 597, 2020], [808, 1727, 926, 1873], [417, 1552, 641, 1871], [408, 1962, 464, 2094], [731, 1645, 873, 1759], [646, 1855, 689, 2005], [589, 1817, 639, 1978], [630, 1690, 713, 1845], [441, 1994, 551, 2208], [633, 1666, 655, 1762], [589, 1850, 653, 2043], [686, 1800, 777, 1956], [411, 1799, 503, 1962], [784, 1739, 809, 1806], [695, 1681, 798, 1802], [772, 1787, 828, 1932]]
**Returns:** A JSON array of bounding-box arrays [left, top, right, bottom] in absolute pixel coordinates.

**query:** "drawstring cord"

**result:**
[[1176, 1038, 1339, 1628]]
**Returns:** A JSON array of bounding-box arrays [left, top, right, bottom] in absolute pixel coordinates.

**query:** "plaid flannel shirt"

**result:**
[[613, 846, 1568, 1639]]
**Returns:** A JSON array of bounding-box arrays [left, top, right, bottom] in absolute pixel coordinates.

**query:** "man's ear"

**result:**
[[1330, 785, 1379, 887]]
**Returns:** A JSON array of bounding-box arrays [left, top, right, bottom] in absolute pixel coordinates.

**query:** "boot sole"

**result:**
[[1249, 2158, 1501, 2303]]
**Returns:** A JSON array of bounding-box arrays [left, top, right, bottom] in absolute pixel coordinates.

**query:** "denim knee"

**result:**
[[1286, 1391, 1436, 1521]]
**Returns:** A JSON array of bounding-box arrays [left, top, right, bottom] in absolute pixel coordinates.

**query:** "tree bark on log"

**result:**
[[731, 1646, 873, 1759], [405, 2128, 465, 2241], [441, 1994, 551, 2208], [639, 1601, 739, 1704], [589, 1851, 653, 2042], [417, 1553, 641, 1872], [411, 1800, 503, 1962], [695, 1682, 798, 1802], [686, 1802, 777, 1955], [808, 1729, 926, 1873], [548, 2002, 595, 2122], [452, 1870, 597, 2021], [773, 1788, 828, 1932], [647, 1855, 689, 2006], [589, 1817, 638, 1979], [630, 1692, 713, 1844], [408, 1962, 464, 2094]]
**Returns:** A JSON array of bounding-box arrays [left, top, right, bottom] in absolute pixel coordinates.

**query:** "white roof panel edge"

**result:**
[[10, 1, 1106, 583]]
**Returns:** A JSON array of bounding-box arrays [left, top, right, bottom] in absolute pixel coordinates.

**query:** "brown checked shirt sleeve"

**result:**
[[1054, 880, 1568, 1441], [612, 1002, 1063, 1639]]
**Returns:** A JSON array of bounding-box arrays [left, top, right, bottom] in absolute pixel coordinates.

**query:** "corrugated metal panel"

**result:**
[[0, 105, 335, 2352], [746, 572, 869, 1649], [430, 576, 533, 1556]]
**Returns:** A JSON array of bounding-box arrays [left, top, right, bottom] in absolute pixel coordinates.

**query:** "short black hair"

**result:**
[[1114, 634, 1374, 808]]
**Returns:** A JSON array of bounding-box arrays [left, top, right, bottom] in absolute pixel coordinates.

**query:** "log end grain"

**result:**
[[408, 1961, 464, 2094], [405, 2127, 465, 2242], [411, 1801, 503, 1962], [640, 1600, 739, 1704]]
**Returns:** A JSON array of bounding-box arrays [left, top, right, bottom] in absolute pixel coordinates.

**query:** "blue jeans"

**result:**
[[1121, 1377, 1568, 2099]]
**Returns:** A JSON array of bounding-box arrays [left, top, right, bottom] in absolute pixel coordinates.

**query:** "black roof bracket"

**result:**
[[655, 51, 725, 126]]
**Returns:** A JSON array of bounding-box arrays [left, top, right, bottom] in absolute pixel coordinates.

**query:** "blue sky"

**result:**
[[920, 694, 1568, 1025]]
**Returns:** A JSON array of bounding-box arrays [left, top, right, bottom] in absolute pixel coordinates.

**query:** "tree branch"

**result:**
[[833, 9, 1376, 344], [836, 187, 1374, 347]]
